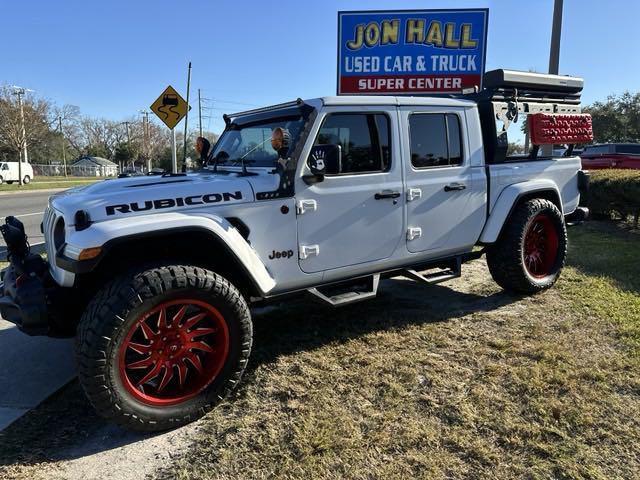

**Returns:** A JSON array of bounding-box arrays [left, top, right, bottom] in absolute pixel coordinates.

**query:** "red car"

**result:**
[[580, 143, 640, 169]]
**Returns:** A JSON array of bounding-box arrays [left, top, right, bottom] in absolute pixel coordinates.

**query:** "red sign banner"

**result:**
[[528, 113, 594, 145], [339, 74, 481, 94]]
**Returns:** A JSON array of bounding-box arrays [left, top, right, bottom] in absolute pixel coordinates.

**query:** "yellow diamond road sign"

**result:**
[[150, 85, 190, 130]]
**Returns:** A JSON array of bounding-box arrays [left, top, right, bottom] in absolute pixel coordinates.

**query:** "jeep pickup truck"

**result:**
[[0, 69, 591, 431]]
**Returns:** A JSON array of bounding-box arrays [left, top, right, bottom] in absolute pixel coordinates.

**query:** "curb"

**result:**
[[0, 243, 45, 261]]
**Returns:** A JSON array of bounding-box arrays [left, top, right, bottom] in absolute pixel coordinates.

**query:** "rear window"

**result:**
[[583, 145, 611, 155], [615, 144, 640, 155], [409, 113, 464, 168]]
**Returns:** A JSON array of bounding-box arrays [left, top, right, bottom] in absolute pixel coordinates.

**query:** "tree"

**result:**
[[0, 86, 52, 162], [584, 92, 640, 143]]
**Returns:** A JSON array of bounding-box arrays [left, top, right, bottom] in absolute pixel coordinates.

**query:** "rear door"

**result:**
[[399, 106, 486, 254], [295, 108, 404, 273]]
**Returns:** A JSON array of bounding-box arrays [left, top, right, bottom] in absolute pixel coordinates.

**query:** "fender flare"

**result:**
[[61, 212, 276, 295], [479, 179, 562, 244]]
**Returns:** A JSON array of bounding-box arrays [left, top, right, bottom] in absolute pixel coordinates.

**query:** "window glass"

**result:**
[[211, 115, 304, 168], [583, 145, 609, 155], [616, 144, 640, 155], [409, 114, 448, 168], [446, 114, 463, 165], [314, 113, 390, 174]]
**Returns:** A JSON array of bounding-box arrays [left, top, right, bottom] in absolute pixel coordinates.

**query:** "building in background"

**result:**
[[70, 156, 119, 177]]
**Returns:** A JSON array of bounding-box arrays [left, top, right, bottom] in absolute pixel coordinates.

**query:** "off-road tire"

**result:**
[[76, 265, 252, 431], [486, 198, 567, 294]]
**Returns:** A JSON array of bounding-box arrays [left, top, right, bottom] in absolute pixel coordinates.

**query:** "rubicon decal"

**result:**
[[105, 191, 243, 215]]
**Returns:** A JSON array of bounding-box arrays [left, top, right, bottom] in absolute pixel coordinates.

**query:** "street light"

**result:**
[[10, 85, 33, 186]]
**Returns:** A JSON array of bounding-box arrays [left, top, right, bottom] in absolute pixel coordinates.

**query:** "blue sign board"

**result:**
[[338, 9, 489, 95]]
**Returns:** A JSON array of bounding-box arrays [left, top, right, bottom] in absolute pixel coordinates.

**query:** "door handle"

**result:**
[[444, 183, 466, 192], [375, 190, 401, 200]]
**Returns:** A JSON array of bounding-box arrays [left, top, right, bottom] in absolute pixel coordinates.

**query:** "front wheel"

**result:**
[[486, 198, 567, 294], [23, 175, 31, 184], [76, 265, 252, 431]]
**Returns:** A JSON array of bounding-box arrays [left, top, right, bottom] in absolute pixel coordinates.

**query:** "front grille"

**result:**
[[42, 206, 58, 265]]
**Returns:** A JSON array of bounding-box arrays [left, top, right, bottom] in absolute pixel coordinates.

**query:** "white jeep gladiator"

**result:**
[[0, 70, 590, 431]]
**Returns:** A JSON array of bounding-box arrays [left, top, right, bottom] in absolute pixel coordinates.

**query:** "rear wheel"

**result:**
[[76, 265, 252, 431], [486, 199, 567, 294]]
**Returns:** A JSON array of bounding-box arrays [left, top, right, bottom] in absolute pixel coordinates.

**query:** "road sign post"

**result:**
[[150, 85, 190, 173], [171, 129, 177, 173]]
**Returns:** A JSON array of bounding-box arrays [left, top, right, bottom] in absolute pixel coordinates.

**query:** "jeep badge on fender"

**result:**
[[269, 249, 294, 260]]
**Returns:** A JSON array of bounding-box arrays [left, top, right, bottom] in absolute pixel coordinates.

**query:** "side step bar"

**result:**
[[402, 256, 462, 285], [307, 274, 380, 307]]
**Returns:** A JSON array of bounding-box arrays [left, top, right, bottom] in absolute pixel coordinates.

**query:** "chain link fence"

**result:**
[[31, 163, 120, 178]]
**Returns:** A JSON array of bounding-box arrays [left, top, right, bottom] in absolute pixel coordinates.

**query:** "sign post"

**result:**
[[337, 9, 488, 95], [150, 85, 190, 173], [170, 129, 177, 173]]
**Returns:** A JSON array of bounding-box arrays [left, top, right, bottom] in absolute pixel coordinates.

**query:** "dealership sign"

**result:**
[[337, 9, 488, 95]]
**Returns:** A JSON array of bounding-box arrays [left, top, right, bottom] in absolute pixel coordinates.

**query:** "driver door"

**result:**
[[295, 108, 404, 274]]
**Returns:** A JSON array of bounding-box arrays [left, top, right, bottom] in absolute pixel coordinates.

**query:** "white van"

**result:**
[[0, 161, 34, 184]]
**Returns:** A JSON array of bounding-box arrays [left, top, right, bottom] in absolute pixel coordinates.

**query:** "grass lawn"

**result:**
[[0, 222, 638, 480], [0, 177, 101, 192], [161, 221, 640, 480]]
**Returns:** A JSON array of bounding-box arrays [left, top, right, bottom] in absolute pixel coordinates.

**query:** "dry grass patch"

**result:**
[[1, 222, 638, 480], [161, 225, 640, 480]]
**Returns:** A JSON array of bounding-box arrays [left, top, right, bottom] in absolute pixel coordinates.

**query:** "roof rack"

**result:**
[[475, 69, 586, 164]]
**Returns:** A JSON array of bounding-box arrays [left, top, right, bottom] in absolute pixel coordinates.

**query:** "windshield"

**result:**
[[211, 115, 305, 168]]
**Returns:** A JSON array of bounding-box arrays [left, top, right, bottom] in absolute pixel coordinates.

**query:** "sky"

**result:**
[[2, 0, 639, 134]]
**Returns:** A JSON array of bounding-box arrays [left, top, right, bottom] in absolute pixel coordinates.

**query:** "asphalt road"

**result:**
[[0, 190, 53, 256], [0, 189, 76, 431]]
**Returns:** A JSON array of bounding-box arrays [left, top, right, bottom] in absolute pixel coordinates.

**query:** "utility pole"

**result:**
[[58, 116, 67, 177], [549, 0, 564, 75], [121, 121, 132, 171], [182, 61, 192, 172], [140, 110, 151, 172], [13, 87, 27, 186], [544, 0, 564, 156], [198, 88, 203, 138]]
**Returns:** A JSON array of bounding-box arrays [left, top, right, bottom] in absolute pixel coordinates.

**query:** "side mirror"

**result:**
[[303, 144, 342, 185]]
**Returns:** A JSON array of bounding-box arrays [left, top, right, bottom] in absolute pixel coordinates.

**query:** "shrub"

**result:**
[[581, 169, 640, 226]]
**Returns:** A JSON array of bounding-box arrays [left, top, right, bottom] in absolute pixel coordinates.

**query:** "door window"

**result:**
[[615, 144, 640, 155], [409, 113, 464, 168], [312, 113, 390, 175]]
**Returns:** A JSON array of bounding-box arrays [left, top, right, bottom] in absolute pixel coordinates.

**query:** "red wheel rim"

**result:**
[[118, 299, 229, 406], [523, 213, 559, 278]]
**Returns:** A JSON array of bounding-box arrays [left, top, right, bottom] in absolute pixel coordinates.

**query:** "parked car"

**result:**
[[580, 143, 640, 169], [0, 161, 34, 184]]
